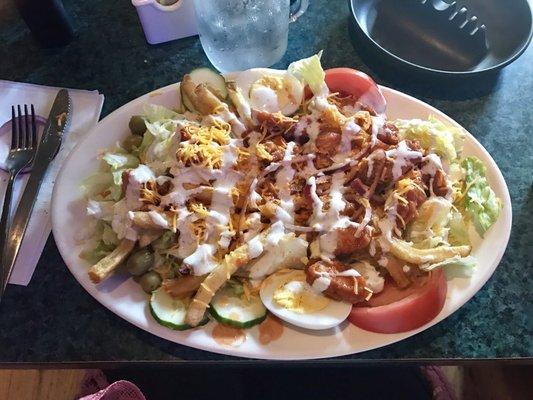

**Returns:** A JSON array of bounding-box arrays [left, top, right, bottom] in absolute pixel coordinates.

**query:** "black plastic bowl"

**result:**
[[349, 0, 532, 87]]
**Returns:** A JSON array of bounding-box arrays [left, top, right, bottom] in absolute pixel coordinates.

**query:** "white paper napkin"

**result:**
[[0, 80, 104, 285]]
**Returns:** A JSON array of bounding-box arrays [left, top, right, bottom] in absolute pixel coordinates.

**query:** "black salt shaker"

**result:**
[[14, 0, 74, 47]]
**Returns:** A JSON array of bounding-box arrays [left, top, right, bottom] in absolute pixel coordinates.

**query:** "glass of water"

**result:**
[[193, 0, 309, 72]]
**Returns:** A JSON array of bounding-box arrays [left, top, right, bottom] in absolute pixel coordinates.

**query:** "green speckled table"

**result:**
[[0, 0, 531, 366]]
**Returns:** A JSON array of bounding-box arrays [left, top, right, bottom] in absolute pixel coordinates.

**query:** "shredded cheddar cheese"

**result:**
[[177, 124, 231, 169], [255, 143, 274, 161], [190, 202, 210, 218]]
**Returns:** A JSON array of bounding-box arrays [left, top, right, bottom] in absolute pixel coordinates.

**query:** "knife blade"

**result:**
[[1, 89, 71, 293]]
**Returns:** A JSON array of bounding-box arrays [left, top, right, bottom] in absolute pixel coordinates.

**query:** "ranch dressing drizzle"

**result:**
[[385, 140, 423, 181], [421, 153, 443, 177], [265, 220, 285, 247], [307, 176, 325, 228], [112, 164, 157, 241], [211, 110, 246, 137], [161, 133, 242, 274], [308, 172, 356, 232], [148, 210, 169, 229], [247, 235, 264, 258], [366, 150, 384, 179], [183, 141, 242, 274], [311, 276, 331, 293], [337, 269, 361, 277], [370, 115, 385, 147], [311, 268, 361, 294], [294, 116, 310, 139], [308, 171, 358, 260], [274, 142, 297, 225], [125, 164, 156, 209], [300, 95, 333, 151], [338, 119, 361, 155], [355, 203, 372, 237]]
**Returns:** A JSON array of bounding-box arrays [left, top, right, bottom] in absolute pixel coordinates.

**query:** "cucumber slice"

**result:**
[[150, 288, 207, 330], [210, 282, 267, 329], [180, 84, 197, 112], [188, 67, 228, 100]]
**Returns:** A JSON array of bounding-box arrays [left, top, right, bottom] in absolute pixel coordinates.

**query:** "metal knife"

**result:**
[[1, 89, 71, 294]]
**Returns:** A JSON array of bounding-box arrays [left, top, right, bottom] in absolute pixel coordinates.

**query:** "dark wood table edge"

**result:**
[[1, 358, 531, 369]]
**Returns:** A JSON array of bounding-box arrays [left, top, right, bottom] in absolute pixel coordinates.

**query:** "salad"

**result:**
[[81, 54, 501, 335]]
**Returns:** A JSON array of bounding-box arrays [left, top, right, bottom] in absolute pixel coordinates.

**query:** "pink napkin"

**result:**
[[78, 381, 146, 400], [77, 370, 145, 400]]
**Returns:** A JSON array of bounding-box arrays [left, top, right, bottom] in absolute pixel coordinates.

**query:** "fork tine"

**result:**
[[11, 105, 17, 150], [24, 104, 30, 149], [17, 105, 24, 149], [31, 104, 37, 149]]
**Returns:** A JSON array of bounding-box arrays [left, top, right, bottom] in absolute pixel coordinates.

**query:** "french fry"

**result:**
[[193, 84, 226, 115], [226, 81, 253, 126], [390, 238, 471, 265], [182, 75, 225, 116], [185, 222, 287, 326], [185, 242, 250, 326], [138, 231, 162, 248], [88, 239, 136, 283], [130, 211, 171, 231]]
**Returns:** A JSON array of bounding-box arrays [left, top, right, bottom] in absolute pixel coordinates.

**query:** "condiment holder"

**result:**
[[132, 0, 197, 44]]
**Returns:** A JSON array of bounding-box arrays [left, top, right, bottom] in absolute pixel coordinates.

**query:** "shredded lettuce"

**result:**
[[394, 116, 465, 161], [142, 119, 180, 164], [86, 199, 114, 222], [82, 170, 123, 201], [420, 255, 477, 279], [138, 129, 155, 158], [79, 240, 115, 264], [460, 156, 502, 237], [101, 223, 119, 246], [79, 221, 118, 264], [448, 211, 471, 246], [143, 103, 182, 123], [81, 172, 114, 198], [102, 152, 139, 171], [390, 237, 471, 265], [408, 198, 452, 248], [288, 51, 327, 96]]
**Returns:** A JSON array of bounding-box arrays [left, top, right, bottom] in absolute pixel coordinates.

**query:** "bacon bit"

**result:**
[[351, 178, 368, 196]]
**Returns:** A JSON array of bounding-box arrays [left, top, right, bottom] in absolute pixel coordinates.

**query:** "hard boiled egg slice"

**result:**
[[224, 69, 304, 116], [260, 269, 352, 330]]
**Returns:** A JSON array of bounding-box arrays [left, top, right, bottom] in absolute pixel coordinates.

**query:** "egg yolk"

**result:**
[[273, 279, 329, 314], [250, 75, 295, 112]]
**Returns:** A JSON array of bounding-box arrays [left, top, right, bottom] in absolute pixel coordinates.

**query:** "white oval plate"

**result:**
[[52, 84, 512, 360]]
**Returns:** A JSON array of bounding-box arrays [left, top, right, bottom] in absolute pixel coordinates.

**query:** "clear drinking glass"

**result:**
[[193, 0, 309, 72]]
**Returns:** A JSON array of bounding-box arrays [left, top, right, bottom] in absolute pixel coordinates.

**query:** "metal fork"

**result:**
[[0, 105, 37, 289]]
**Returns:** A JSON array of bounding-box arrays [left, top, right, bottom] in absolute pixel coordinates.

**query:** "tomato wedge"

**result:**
[[348, 269, 447, 334], [324, 68, 387, 114]]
